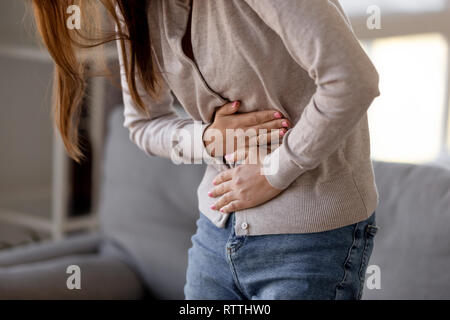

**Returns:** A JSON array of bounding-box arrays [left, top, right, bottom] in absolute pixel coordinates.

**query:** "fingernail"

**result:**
[[212, 180, 217, 185], [280, 130, 285, 137], [232, 101, 239, 109], [220, 208, 225, 213], [282, 121, 289, 127], [211, 205, 216, 210], [208, 191, 213, 197], [274, 112, 282, 119]]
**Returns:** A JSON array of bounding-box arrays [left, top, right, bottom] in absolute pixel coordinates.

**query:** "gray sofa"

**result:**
[[365, 160, 450, 299], [0, 108, 449, 299]]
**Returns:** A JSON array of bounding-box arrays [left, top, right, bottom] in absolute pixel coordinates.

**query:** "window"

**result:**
[[365, 34, 449, 163], [339, 0, 450, 164]]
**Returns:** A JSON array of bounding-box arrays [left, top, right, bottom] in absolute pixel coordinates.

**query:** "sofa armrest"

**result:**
[[0, 233, 102, 267]]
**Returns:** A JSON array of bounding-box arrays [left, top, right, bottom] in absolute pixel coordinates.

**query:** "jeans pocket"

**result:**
[[357, 223, 378, 299]]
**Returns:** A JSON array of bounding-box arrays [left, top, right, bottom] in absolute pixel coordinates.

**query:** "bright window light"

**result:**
[[365, 34, 448, 164]]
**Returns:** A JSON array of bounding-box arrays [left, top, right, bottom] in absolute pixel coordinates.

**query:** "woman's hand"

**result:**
[[224, 144, 276, 165], [203, 101, 290, 157], [208, 164, 283, 213]]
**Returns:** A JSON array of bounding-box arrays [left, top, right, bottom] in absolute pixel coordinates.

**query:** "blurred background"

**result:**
[[0, 1, 56, 245], [340, 0, 450, 164], [0, 1, 119, 246], [0, 0, 449, 299]]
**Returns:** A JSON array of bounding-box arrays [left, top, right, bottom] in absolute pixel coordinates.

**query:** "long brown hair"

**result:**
[[31, 0, 158, 161]]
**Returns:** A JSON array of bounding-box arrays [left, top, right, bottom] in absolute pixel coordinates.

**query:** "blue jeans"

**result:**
[[184, 211, 378, 300]]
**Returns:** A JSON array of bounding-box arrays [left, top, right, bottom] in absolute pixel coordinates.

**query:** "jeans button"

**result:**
[[241, 222, 248, 230]]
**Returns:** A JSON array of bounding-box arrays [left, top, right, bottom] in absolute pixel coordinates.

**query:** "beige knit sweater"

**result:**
[[118, 0, 381, 236]]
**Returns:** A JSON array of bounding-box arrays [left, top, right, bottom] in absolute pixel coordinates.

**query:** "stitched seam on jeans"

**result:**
[[335, 222, 359, 299], [227, 254, 250, 299], [357, 225, 376, 299]]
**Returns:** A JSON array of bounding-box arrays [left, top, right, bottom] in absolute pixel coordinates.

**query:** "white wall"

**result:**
[[0, 0, 37, 47], [0, 1, 54, 198]]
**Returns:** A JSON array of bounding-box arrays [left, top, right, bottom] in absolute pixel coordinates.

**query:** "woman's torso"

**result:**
[[148, 0, 315, 124], [146, 0, 378, 235]]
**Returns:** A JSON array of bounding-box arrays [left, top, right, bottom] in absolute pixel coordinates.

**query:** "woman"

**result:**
[[32, 0, 380, 300]]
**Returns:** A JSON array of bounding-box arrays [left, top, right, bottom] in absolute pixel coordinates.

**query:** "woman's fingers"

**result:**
[[231, 128, 285, 150], [216, 101, 240, 116], [212, 169, 233, 185], [225, 145, 274, 165], [208, 181, 233, 198], [207, 102, 290, 161], [251, 119, 290, 133], [227, 130, 284, 161], [220, 200, 242, 214], [236, 110, 284, 127], [211, 192, 236, 211], [248, 129, 286, 147], [225, 147, 249, 164]]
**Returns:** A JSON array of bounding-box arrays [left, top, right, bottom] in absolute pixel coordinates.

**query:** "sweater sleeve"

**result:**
[[116, 26, 220, 165], [243, 0, 380, 189]]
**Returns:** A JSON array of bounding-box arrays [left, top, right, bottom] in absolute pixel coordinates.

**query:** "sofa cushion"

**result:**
[[364, 161, 450, 299], [99, 108, 205, 299]]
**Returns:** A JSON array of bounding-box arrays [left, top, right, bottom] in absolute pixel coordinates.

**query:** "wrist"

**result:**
[[200, 123, 226, 165], [203, 123, 226, 158], [202, 123, 215, 156]]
